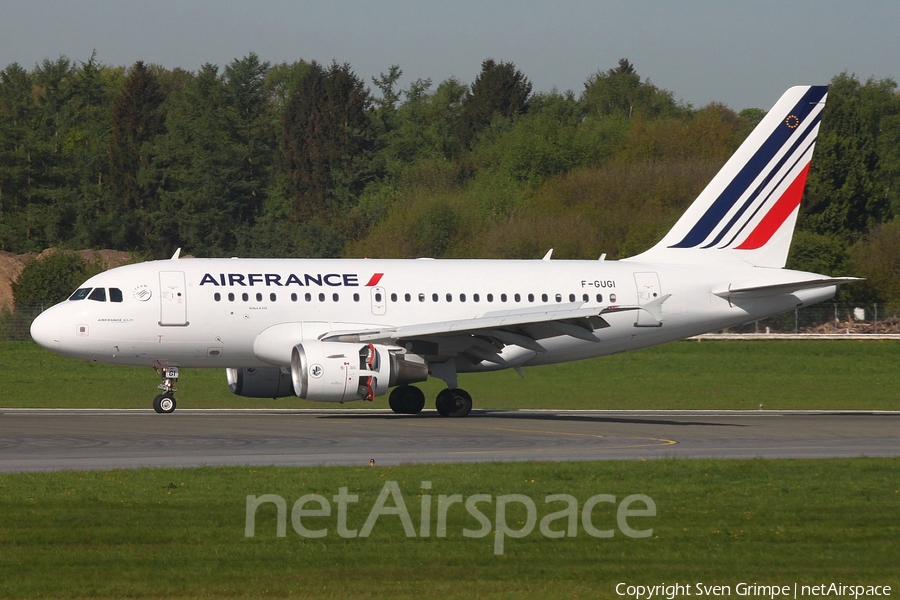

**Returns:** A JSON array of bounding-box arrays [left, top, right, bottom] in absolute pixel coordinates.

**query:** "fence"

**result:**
[[1, 306, 43, 342], [720, 304, 897, 335], [3, 303, 897, 343]]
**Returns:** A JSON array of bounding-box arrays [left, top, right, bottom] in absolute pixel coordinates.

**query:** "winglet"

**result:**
[[171, 248, 182, 260]]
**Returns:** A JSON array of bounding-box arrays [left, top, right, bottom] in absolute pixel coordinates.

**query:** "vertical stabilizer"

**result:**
[[627, 85, 828, 268]]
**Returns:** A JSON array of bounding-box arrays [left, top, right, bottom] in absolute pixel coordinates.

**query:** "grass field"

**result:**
[[0, 459, 897, 599], [5, 339, 900, 410]]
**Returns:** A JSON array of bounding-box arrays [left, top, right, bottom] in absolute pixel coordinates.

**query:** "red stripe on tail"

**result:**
[[735, 164, 810, 250]]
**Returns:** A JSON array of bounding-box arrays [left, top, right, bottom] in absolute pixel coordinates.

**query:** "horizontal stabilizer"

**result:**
[[714, 277, 862, 299]]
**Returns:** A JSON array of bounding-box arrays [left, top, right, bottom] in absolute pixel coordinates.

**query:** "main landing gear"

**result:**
[[387, 385, 473, 417], [153, 366, 179, 414], [435, 388, 473, 418]]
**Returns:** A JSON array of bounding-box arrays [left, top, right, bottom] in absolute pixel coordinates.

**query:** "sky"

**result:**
[[0, 0, 898, 111]]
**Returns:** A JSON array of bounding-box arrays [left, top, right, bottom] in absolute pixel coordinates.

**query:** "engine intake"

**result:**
[[291, 341, 427, 402]]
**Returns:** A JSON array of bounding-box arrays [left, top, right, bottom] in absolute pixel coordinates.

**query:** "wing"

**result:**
[[321, 302, 622, 367]]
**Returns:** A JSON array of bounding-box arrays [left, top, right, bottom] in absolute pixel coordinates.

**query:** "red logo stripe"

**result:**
[[365, 273, 384, 286], [735, 164, 810, 250]]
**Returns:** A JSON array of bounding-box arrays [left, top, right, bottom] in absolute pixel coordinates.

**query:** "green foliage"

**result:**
[[458, 59, 532, 150], [1, 55, 899, 304], [12, 251, 101, 308], [105, 61, 167, 251], [849, 218, 900, 311], [786, 230, 849, 275], [581, 58, 685, 120], [803, 73, 900, 240]]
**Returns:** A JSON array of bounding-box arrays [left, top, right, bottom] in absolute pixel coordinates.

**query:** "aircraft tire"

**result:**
[[389, 385, 425, 414], [435, 388, 472, 418], [153, 393, 177, 414]]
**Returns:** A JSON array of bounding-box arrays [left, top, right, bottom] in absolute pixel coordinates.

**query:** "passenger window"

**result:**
[[541, 293, 548, 302], [69, 288, 91, 301], [375, 292, 382, 302], [256, 293, 263, 302], [270, 293, 277, 302], [569, 294, 575, 302], [110, 288, 124, 302], [419, 293, 425, 302], [291, 293, 298, 302], [501, 294, 507, 302], [556, 294, 562, 302], [228, 293, 235, 302], [446, 293, 452, 302], [390, 293, 397, 302], [242, 293, 249, 302], [473, 294, 480, 302], [88, 288, 107, 302], [514, 294, 520, 302], [597, 294, 603, 302], [305, 293, 312, 302], [405, 293, 411, 302], [583, 294, 589, 302], [432, 293, 438, 302], [460, 293, 466, 302], [318, 293, 326, 302], [353, 293, 360, 302], [528, 293, 534, 302], [333, 293, 339, 302], [487, 294, 494, 302], [214, 292, 221, 302]]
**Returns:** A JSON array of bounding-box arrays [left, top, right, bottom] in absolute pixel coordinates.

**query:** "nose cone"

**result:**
[[30, 309, 61, 352]]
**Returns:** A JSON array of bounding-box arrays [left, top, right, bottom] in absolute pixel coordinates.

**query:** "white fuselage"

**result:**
[[30, 257, 835, 372]]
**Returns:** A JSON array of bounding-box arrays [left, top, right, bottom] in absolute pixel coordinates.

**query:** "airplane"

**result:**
[[30, 85, 859, 417]]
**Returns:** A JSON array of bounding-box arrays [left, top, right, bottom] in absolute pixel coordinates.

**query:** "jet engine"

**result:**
[[227, 367, 294, 398], [291, 341, 428, 402]]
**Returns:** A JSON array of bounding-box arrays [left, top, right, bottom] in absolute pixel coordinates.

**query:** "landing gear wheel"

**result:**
[[153, 393, 177, 414], [435, 388, 473, 418], [389, 385, 426, 414]]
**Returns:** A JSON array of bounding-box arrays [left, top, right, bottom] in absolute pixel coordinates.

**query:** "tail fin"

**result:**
[[627, 85, 828, 268]]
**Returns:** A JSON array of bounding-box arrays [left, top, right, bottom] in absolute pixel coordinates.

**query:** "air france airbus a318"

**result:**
[[31, 86, 858, 417]]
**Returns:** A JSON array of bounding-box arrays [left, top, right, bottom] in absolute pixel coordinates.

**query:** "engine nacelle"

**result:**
[[226, 367, 294, 398], [291, 341, 428, 402]]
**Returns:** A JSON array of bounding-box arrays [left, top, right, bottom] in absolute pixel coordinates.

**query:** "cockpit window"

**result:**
[[110, 288, 123, 303], [69, 288, 91, 301], [88, 288, 107, 302]]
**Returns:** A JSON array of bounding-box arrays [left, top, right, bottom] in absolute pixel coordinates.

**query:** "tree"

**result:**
[[581, 58, 682, 119], [12, 251, 100, 308], [458, 59, 532, 150], [0, 62, 34, 251], [802, 73, 900, 240], [276, 61, 374, 224], [65, 54, 118, 248], [105, 61, 167, 250]]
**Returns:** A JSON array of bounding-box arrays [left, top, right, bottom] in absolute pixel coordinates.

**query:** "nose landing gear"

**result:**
[[153, 366, 179, 414]]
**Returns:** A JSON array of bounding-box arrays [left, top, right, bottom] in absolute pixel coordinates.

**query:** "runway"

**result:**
[[0, 409, 898, 472]]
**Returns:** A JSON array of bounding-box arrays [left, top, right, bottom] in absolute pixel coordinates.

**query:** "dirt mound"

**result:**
[[803, 316, 900, 334], [0, 248, 134, 309]]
